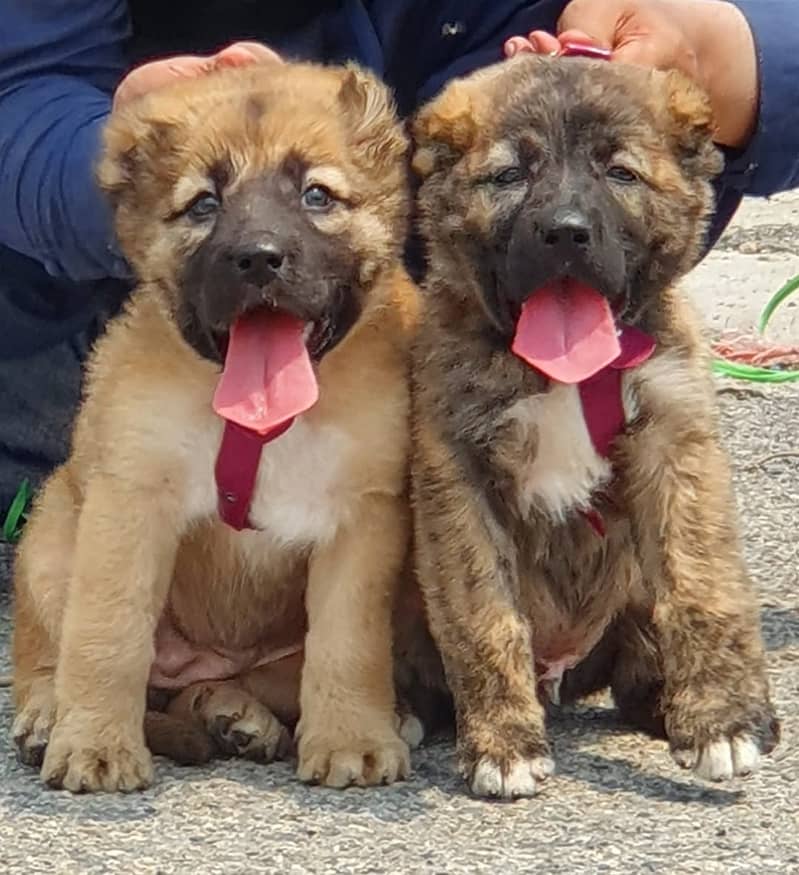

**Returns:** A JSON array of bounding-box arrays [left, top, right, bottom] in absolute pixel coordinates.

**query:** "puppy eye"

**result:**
[[302, 185, 335, 211], [607, 166, 638, 184], [185, 192, 221, 220], [491, 166, 526, 186]]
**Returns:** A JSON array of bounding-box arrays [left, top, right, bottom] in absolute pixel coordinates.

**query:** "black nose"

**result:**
[[539, 205, 592, 249], [231, 243, 285, 285]]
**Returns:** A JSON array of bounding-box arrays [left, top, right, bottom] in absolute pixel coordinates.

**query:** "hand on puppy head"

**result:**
[[502, 0, 757, 149], [113, 41, 282, 109]]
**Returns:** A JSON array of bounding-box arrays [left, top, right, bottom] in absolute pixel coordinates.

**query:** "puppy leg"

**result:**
[[624, 435, 779, 781], [12, 600, 57, 768], [12, 590, 58, 768], [609, 616, 667, 739], [41, 474, 184, 792], [167, 681, 292, 763], [12, 469, 78, 767], [142, 711, 214, 766], [414, 457, 552, 799], [392, 565, 449, 747], [236, 657, 433, 752], [239, 652, 303, 727], [558, 629, 617, 707], [296, 494, 410, 789]]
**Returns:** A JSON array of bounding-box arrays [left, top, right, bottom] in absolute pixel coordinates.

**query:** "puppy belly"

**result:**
[[534, 620, 612, 704], [536, 639, 593, 681], [149, 615, 303, 690]]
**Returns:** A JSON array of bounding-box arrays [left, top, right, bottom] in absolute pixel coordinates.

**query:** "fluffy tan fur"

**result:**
[[12, 62, 419, 793]]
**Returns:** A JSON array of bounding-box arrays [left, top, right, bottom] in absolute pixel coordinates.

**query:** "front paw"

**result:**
[[41, 712, 153, 793], [297, 714, 410, 788], [667, 698, 779, 782], [672, 735, 765, 781], [467, 754, 555, 800], [459, 726, 554, 800]]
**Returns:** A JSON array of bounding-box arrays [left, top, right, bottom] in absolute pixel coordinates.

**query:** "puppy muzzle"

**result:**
[[501, 202, 628, 322]]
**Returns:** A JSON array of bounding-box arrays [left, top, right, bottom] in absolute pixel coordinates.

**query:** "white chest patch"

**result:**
[[248, 418, 353, 545], [504, 383, 612, 522], [184, 416, 353, 547]]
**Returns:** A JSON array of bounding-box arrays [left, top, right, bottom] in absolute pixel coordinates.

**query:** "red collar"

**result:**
[[578, 325, 656, 457], [212, 327, 655, 534], [576, 325, 656, 536], [214, 418, 294, 531]]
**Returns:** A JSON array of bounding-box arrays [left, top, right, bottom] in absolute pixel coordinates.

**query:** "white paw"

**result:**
[[469, 755, 555, 800], [675, 735, 761, 782], [398, 713, 425, 749]]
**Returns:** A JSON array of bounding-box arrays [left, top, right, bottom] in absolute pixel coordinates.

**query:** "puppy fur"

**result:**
[[410, 55, 779, 799], [12, 62, 419, 792]]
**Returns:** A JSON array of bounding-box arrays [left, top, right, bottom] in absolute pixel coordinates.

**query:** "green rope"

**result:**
[[712, 273, 799, 382], [1, 478, 31, 543]]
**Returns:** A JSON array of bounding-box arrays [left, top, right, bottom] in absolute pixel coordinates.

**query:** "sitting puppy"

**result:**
[[12, 61, 418, 792], [410, 55, 779, 799]]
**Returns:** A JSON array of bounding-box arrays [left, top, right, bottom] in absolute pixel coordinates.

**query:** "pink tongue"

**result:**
[[512, 280, 621, 384], [212, 310, 319, 435]]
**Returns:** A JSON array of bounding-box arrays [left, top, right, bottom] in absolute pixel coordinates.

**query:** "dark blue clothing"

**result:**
[[0, 0, 797, 361]]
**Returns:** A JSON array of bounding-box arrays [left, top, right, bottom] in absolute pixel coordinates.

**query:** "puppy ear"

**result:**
[[411, 80, 478, 180], [411, 60, 519, 179], [338, 64, 408, 170], [96, 109, 176, 208], [659, 69, 724, 180]]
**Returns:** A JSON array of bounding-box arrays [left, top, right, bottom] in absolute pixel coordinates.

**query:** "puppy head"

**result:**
[[412, 56, 723, 334], [98, 62, 409, 362]]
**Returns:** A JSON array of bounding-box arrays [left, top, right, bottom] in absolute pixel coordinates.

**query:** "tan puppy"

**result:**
[[12, 61, 419, 792], [410, 55, 779, 798]]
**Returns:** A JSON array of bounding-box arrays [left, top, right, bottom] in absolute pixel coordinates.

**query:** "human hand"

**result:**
[[113, 41, 282, 109], [503, 0, 758, 149]]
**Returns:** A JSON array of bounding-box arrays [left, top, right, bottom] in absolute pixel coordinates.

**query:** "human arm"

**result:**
[[0, 1, 132, 281], [727, 0, 799, 196], [0, 0, 280, 285]]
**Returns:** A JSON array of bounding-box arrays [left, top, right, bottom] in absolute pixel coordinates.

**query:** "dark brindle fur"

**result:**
[[409, 55, 779, 799]]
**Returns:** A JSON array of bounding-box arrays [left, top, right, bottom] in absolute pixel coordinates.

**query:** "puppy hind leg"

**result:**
[[11, 468, 78, 768], [11, 574, 58, 767], [609, 618, 667, 739], [143, 710, 215, 766], [557, 629, 617, 707], [239, 652, 303, 728], [393, 572, 452, 745], [167, 680, 292, 764], [11, 613, 57, 769]]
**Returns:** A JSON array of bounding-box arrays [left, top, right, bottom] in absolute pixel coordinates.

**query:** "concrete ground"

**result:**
[[1, 193, 798, 874]]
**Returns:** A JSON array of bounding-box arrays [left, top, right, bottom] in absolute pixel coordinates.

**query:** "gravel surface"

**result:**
[[1, 194, 798, 874]]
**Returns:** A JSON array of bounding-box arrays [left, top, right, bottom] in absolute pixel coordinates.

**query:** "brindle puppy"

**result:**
[[12, 62, 419, 792], [410, 55, 779, 799]]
